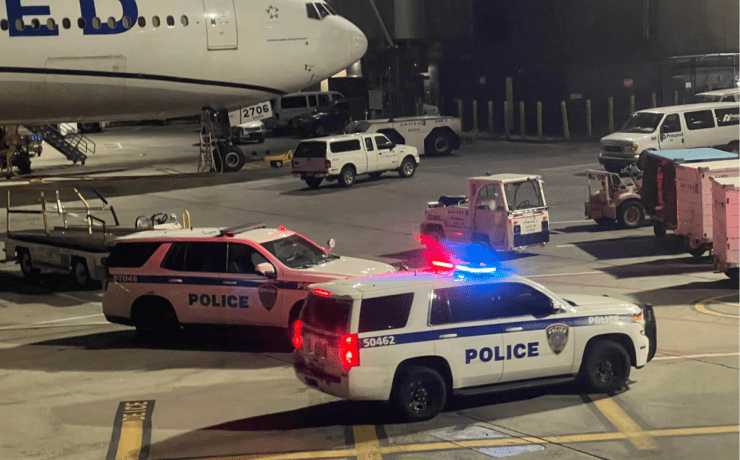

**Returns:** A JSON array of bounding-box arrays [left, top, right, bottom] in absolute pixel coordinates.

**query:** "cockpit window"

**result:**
[[306, 3, 320, 20], [314, 2, 331, 18], [323, 3, 338, 15]]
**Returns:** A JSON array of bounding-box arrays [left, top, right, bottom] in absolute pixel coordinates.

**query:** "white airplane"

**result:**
[[0, 0, 367, 125]]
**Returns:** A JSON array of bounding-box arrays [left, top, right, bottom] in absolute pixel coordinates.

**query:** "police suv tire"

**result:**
[[134, 301, 180, 341], [72, 259, 91, 288], [221, 146, 245, 172], [391, 366, 447, 422], [398, 157, 416, 178], [618, 201, 643, 228], [339, 166, 355, 187], [19, 250, 39, 279], [579, 340, 631, 394], [305, 177, 322, 189]]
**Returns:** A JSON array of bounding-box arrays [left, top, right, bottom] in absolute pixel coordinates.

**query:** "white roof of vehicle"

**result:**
[[710, 176, 740, 188], [358, 116, 456, 124], [470, 174, 540, 183], [695, 88, 740, 97], [635, 101, 738, 114], [300, 133, 368, 142], [117, 226, 295, 244]]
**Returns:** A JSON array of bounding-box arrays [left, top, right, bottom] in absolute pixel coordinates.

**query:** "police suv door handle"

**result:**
[[168, 278, 183, 283], [506, 327, 523, 332], [438, 333, 458, 339]]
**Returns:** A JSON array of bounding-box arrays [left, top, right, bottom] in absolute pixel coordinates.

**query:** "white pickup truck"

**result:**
[[345, 115, 462, 156], [291, 133, 420, 188]]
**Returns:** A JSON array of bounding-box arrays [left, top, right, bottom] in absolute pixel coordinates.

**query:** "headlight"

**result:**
[[631, 312, 645, 324], [626, 144, 638, 153]]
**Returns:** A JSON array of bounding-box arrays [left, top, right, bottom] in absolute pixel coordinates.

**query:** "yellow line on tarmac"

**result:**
[[116, 417, 144, 460], [175, 424, 740, 460], [353, 425, 383, 460], [589, 394, 658, 450], [696, 295, 740, 319]]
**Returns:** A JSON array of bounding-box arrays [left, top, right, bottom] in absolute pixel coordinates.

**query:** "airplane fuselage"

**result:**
[[0, 0, 367, 124]]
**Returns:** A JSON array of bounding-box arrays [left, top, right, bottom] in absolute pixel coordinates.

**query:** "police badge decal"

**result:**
[[258, 285, 278, 311], [546, 323, 569, 355]]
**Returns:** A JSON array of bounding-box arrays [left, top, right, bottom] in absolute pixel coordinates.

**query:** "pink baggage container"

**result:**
[[675, 159, 739, 255], [711, 175, 739, 282]]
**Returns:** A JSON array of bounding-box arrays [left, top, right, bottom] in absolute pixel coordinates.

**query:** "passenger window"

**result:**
[[107, 17, 116, 28], [359, 293, 414, 333], [375, 135, 392, 150], [364, 138, 374, 151], [476, 184, 503, 211], [122, 16, 132, 28], [494, 283, 553, 318], [0, 19, 8, 31], [318, 94, 330, 105], [308, 95, 318, 107], [138, 16, 146, 27], [77, 18, 86, 29], [684, 110, 715, 130], [181, 15, 189, 26], [660, 114, 681, 133], [15, 19, 24, 31], [152, 16, 160, 27], [162, 242, 227, 273], [62, 18, 71, 29], [31, 18, 40, 30], [306, 3, 321, 20], [228, 243, 268, 275], [166, 15, 174, 27], [92, 17, 101, 29], [715, 107, 739, 127], [330, 139, 361, 153]]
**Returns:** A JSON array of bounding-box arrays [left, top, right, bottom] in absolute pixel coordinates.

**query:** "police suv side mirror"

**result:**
[[326, 239, 336, 252], [256, 262, 276, 279]]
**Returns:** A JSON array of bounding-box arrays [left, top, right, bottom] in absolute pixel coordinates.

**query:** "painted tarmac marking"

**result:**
[[527, 271, 603, 278], [37, 313, 105, 324], [589, 394, 658, 450], [653, 352, 740, 361], [177, 425, 740, 460], [695, 295, 740, 319], [0, 322, 111, 331], [353, 425, 382, 460], [106, 401, 155, 460]]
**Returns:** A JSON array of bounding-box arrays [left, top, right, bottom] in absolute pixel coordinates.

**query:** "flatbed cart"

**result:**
[[264, 150, 293, 168], [3, 188, 190, 288]]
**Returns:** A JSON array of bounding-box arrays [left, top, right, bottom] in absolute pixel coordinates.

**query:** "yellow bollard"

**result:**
[[488, 101, 494, 133], [536, 102, 543, 140], [630, 95, 635, 114], [651, 93, 657, 108], [472, 100, 479, 133], [503, 101, 510, 139], [586, 99, 592, 138], [608, 97, 614, 133], [519, 101, 526, 140], [561, 101, 570, 139]]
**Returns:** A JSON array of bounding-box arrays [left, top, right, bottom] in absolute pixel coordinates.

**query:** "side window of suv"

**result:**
[[162, 242, 227, 273], [359, 293, 414, 332], [495, 283, 553, 318], [107, 242, 162, 268], [227, 243, 268, 275]]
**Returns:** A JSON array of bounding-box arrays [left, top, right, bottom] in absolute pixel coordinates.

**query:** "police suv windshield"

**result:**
[[260, 234, 338, 269], [618, 112, 663, 133]]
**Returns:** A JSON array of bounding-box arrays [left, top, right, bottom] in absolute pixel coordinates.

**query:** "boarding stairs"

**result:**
[[30, 124, 95, 165]]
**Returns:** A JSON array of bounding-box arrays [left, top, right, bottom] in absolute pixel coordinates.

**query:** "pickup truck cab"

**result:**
[[292, 133, 420, 188]]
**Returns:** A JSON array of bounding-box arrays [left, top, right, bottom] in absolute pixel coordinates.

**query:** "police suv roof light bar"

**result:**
[[218, 222, 266, 237]]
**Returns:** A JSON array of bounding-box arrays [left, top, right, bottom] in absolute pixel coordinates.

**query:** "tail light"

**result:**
[[292, 320, 303, 349], [324, 159, 331, 169], [339, 334, 359, 371]]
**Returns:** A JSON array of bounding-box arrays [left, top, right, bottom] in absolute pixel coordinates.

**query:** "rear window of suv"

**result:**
[[295, 141, 327, 158], [359, 293, 414, 332], [302, 293, 353, 333], [107, 242, 162, 268]]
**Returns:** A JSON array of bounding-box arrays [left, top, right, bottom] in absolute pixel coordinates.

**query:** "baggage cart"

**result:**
[[711, 176, 739, 282]]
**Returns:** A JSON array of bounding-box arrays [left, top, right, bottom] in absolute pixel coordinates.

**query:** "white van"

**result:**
[[598, 102, 739, 172], [692, 88, 740, 103], [263, 91, 344, 131]]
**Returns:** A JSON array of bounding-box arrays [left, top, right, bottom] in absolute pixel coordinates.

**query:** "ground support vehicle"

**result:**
[[102, 223, 395, 338], [294, 99, 355, 138], [675, 160, 739, 257], [711, 176, 739, 282], [264, 150, 293, 168], [231, 120, 266, 144], [584, 168, 644, 227], [345, 116, 462, 156], [293, 266, 657, 421], [420, 174, 549, 252], [2, 189, 186, 288], [598, 102, 739, 172], [639, 148, 739, 238], [292, 133, 420, 188]]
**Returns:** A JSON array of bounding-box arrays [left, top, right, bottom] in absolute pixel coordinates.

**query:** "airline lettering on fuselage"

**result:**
[[4, 0, 138, 37]]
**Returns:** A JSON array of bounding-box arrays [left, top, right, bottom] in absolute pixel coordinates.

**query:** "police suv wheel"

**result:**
[[580, 341, 630, 393], [398, 157, 416, 178], [392, 366, 447, 422], [339, 166, 355, 187]]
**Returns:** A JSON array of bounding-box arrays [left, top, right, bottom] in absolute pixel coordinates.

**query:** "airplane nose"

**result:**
[[349, 24, 368, 62]]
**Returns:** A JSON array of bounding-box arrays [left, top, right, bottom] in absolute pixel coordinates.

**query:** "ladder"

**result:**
[[198, 121, 221, 173], [30, 124, 95, 165]]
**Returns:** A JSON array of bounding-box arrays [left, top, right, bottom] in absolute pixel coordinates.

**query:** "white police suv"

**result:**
[[293, 266, 657, 421], [103, 223, 395, 338]]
